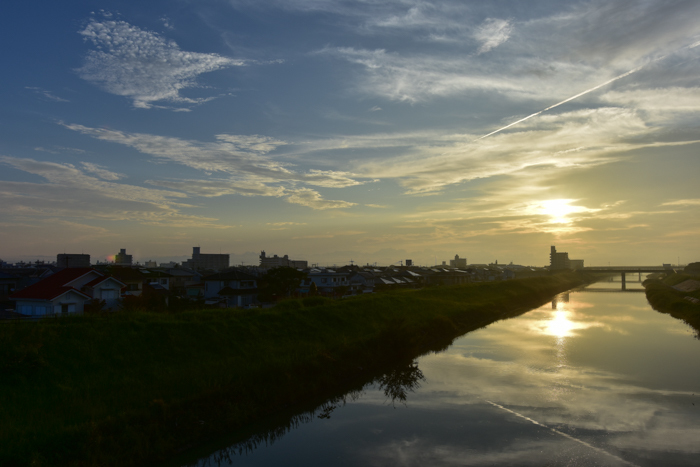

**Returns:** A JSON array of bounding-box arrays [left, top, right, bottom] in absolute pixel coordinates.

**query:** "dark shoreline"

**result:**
[[644, 274, 700, 336]]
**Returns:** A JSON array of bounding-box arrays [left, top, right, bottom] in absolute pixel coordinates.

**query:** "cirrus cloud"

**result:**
[[77, 18, 249, 110]]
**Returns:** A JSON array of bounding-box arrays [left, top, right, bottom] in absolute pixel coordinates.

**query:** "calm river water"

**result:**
[[182, 277, 700, 466]]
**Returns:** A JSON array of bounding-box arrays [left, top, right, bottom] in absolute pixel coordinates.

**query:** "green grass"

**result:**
[[644, 273, 700, 334], [0, 272, 590, 467]]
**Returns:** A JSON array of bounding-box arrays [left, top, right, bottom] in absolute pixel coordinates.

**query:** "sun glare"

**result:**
[[533, 199, 592, 224], [545, 310, 577, 338]]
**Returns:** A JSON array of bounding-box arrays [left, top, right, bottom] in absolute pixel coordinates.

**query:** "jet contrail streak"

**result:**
[[473, 40, 700, 141], [485, 400, 639, 466], [474, 63, 647, 141]]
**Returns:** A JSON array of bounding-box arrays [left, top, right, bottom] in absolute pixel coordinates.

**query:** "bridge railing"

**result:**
[[582, 266, 667, 272]]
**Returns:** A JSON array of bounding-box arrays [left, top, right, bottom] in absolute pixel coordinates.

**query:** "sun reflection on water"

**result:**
[[546, 310, 578, 338]]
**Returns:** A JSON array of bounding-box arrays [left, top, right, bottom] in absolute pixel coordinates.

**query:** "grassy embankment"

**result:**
[[1, 272, 592, 467], [644, 273, 700, 333]]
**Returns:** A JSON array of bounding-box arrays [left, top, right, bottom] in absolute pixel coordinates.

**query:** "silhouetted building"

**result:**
[[449, 254, 467, 268], [114, 249, 133, 266], [57, 254, 90, 268], [182, 247, 229, 271], [550, 246, 570, 270], [569, 259, 584, 270], [405, 259, 413, 267], [259, 251, 308, 269]]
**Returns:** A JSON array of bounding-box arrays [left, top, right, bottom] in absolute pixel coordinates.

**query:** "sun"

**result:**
[[538, 199, 585, 224]]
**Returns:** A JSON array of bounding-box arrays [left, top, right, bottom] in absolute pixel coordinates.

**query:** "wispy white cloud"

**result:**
[[80, 162, 124, 181], [267, 222, 307, 226], [77, 18, 249, 109], [348, 108, 646, 194], [159, 15, 174, 30], [286, 188, 357, 210], [63, 123, 362, 189], [318, 46, 525, 103], [266, 221, 307, 231], [63, 123, 361, 210], [0, 156, 226, 227], [1, 157, 183, 204], [474, 18, 512, 54], [602, 87, 700, 122], [34, 146, 86, 155], [146, 178, 285, 198], [25, 86, 69, 102], [661, 199, 700, 206]]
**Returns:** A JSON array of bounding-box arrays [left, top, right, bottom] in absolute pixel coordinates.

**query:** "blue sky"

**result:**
[[1, 0, 699, 267]]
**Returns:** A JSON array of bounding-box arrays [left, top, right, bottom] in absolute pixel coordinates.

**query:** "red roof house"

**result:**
[[11, 268, 125, 317]]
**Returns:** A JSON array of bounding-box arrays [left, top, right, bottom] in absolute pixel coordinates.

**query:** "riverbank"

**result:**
[[644, 273, 700, 334], [1, 272, 592, 467]]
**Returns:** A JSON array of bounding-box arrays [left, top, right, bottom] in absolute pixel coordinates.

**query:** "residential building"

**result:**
[[114, 249, 133, 266], [348, 271, 376, 294], [10, 268, 125, 316], [302, 268, 349, 295], [449, 255, 467, 268], [550, 246, 571, 270], [57, 253, 90, 268], [259, 251, 308, 269], [569, 259, 584, 270], [140, 269, 171, 291], [106, 267, 145, 296], [203, 268, 258, 308], [182, 247, 229, 271], [165, 268, 202, 295]]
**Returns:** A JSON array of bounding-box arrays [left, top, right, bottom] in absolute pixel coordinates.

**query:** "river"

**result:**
[[179, 277, 700, 466]]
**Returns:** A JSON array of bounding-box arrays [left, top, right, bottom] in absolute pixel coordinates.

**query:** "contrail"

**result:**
[[474, 65, 646, 141], [473, 40, 700, 141], [485, 400, 639, 466]]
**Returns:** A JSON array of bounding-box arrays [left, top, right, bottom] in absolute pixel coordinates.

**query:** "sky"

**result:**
[[1, 0, 699, 267]]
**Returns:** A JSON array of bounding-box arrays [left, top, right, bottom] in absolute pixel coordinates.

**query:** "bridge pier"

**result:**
[[621, 272, 626, 291]]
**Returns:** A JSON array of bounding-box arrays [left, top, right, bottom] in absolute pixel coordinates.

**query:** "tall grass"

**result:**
[[0, 272, 589, 466]]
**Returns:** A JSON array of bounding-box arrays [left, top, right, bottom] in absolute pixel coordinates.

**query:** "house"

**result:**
[[140, 269, 172, 291], [10, 268, 125, 317], [348, 271, 376, 294], [1, 266, 56, 292], [203, 268, 258, 308], [165, 268, 202, 296], [106, 267, 146, 296], [303, 269, 350, 296]]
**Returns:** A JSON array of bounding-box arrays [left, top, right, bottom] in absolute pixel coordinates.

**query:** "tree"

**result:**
[[308, 281, 318, 296], [259, 267, 307, 301]]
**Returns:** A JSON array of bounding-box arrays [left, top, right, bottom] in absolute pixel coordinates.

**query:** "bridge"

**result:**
[[581, 266, 672, 290]]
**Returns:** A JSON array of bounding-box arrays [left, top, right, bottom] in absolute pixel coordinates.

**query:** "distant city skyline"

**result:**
[[1, 1, 698, 267]]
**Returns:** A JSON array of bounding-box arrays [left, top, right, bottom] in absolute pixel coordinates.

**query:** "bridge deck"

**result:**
[[582, 266, 667, 273]]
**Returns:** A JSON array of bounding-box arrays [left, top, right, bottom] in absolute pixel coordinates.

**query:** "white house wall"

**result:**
[[94, 278, 123, 309], [16, 290, 86, 317]]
